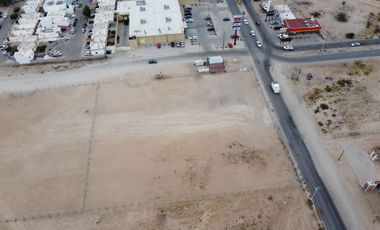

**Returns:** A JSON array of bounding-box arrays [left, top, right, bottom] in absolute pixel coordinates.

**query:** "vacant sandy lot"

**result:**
[[0, 60, 318, 229], [279, 58, 380, 229], [257, 0, 380, 40]]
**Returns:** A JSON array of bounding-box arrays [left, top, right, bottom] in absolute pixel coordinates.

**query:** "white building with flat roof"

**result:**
[[274, 4, 296, 23], [117, 0, 185, 47]]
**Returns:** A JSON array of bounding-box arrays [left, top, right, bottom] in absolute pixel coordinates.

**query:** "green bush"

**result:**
[[320, 103, 329, 110], [13, 6, 20, 13], [345, 33, 355, 39], [10, 13, 18, 20], [336, 12, 348, 22], [82, 5, 91, 18]]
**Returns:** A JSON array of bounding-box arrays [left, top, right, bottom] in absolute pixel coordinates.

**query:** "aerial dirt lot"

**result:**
[[258, 0, 380, 40], [0, 59, 318, 229], [278, 58, 380, 229]]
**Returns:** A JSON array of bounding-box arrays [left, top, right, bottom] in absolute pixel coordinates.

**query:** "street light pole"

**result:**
[[222, 31, 225, 49], [311, 186, 322, 200]]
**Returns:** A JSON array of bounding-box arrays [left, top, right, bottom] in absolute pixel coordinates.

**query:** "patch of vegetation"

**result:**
[[337, 79, 353, 87], [82, 5, 91, 18], [345, 32, 355, 39], [5, 46, 18, 55], [10, 13, 18, 20], [311, 11, 321, 18], [320, 103, 329, 110], [307, 199, 313, 209], [13, 6, 20, 13], [36, 45, 47, 53], [348, 61, 373, 75], [0, 0, 11, 6], [305, 88, 323, 103], [336, 12, 348, 22]]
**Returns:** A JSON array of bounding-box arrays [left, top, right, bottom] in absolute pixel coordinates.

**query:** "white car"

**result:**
[[52, 50, 63, 57], [351, 42, 360, 47], [256, 40, 262, 48], [243, 19, 248, 24], [189, 35, 198, 40], [283, 45, 294, 51], [271, 81, 280, 94], [186, 18, 194, 23], [250, 30, 256, 36], [83, 51, 92, 56]]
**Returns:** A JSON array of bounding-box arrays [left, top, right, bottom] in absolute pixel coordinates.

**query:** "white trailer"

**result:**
[[197, 66, 209, 73]]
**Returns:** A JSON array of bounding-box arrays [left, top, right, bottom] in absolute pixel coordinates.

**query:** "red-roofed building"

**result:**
[[283, 18, 322, 33]]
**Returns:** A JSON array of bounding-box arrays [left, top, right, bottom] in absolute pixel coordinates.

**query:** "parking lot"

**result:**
[[184, 1, 245, 52], [256, 9, 324, 49]]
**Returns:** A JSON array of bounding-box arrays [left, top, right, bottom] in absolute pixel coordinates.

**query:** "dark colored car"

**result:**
[[148, 59, 158, 64], [223, 17, 230, 21], [231, 34, 240, 39], [171, 41, 175, 47], [207, 27, 215, 31], [184, 15, 192, 19], [273, 26, 282, 30], [255, 21, 260, 26], [73, 18, 78, 26], [184, 12, 192, 16], [204, 16, 211, 20]]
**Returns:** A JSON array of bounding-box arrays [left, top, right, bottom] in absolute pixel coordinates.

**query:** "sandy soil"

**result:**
[[258, 0, 380, 40], [280, 58, 380, 229], [0, 59, 319, 229]]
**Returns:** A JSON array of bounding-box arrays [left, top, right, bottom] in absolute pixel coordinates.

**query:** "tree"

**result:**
[[10, 13, 18, 20], [336, 12, 348, 22], [0, 0, 12, 6], [82, 5, 91, 18], [345, 33, 355, 39]]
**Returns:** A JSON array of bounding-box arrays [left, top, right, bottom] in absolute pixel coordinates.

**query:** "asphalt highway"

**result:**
[[226, 0, 348, 229]]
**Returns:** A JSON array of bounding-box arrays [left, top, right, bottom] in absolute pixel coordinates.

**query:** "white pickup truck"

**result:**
[[271, 81, 280, 94]]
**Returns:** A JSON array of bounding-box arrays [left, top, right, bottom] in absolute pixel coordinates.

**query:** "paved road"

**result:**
[[241, 0, 380, 52], [226, 0, 346, 229]]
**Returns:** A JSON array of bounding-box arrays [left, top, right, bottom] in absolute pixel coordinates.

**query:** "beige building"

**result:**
[[117, 0, 185, 48]]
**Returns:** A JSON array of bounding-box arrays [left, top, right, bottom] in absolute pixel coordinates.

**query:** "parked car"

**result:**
[[181, 42, 185, 47], [73, 18, 78, 26], [176, 41, 181, 47], [283, 45, 294, 51], [184, 12, 192, 16], [256, 40, 262, 48], [223, 17, 230, 21], [207, 27, 215, 31], [273, 26, 282, 30], [190, 35, 198, 40], [250, 30, 256, 36], [255, 21, 261, 26], [148, 59, 158, 64], [207, 23, 213, 27], [170, 41, 175, 47], [184, 15, 192, 19], [186, 18, 193, 23], [83, 51, 92, 56], [52, 50, 63, 57], [243, 19, 248, 24], [231, 34, 240, 39], [204, 16, 211, 20]]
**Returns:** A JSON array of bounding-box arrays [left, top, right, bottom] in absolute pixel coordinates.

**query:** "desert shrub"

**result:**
[[336, 12, 348, 22], [345, 32, 355, 39], [325, 85, 332, 92], [320, 103, 329, 110], [311, 11, 321, 18], [306, 88, 323, 102], [10, 13, 18, 20], [13, 7, 20, 13], [307, 199, 313, 208]]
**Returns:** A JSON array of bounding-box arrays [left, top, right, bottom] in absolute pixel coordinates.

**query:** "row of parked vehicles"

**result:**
[[183, 5, 193, 23]]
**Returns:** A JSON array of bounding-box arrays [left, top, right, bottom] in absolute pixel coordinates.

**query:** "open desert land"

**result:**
[[276, 58, 380, 229], [0, 59, 319, 229], [256, 0, 380, 40]]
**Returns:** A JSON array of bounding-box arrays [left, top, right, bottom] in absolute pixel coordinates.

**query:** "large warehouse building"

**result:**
[[117, 0, 185, 48]]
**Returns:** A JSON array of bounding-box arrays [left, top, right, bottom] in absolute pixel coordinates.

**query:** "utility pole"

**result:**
[[222, 31, 225, 49], [311, 186, 322, 200]]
